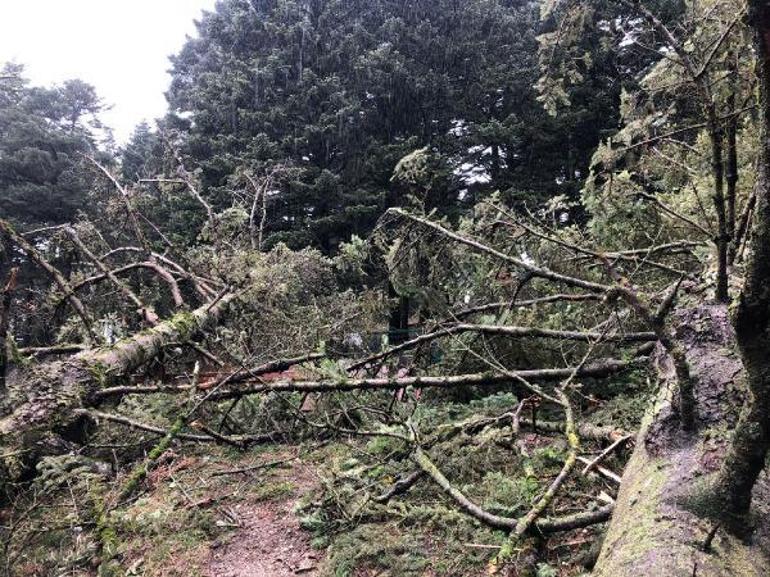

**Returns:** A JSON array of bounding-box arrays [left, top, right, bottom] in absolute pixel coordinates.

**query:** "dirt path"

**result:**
[[207, 460, 324, 577]]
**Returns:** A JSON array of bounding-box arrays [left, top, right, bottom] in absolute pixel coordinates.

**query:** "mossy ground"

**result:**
[[2, 383, 641, 577]]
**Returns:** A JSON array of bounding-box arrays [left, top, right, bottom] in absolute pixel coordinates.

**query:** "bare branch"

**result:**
[[349, 324, 654, 372], [0, 219, 96, 341], [65, 227, 158, 324], [95, 356, 643, 400], [388, 209, 611, 293]]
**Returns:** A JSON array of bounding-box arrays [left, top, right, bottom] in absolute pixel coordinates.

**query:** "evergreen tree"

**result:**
[[121, 121, 164, 183], [163, 0, 622, 251], [0, 65, 105, 230]]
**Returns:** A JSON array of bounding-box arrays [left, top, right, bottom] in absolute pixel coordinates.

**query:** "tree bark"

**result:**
[[708, 109, 730, 303], [594, 306, 770, 576], [711, 1, 770, 523], [725, 54, 739, 240], [0, 293, 234, 492], [0, 268, 17, 395]]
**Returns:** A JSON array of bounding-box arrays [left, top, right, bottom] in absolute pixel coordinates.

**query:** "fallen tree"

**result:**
[[593, 4, 770, 575], [593, 306, 769, 576], [4, 30, 770, 572], [0, 293, 234, 491]]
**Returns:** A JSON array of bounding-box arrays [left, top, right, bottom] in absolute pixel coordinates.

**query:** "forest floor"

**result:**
[[114, 445, 331, 577], [9, 391, 623, 576], [206, 454, 324, 577]]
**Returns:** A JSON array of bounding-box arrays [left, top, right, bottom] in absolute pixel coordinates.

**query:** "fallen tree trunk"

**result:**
[[0, 294, 234, 492], [593, 306, 770, 576]]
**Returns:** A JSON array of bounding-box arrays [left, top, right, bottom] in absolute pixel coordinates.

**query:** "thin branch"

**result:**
[[349, 324, 654, 372], [411, 445, 612, 533], [94, 357, 642, 401], [448, 294, 601, 320], [388, 209, 611, 293], [0, 219, 96, 341], [69, 261, 184, 308], [581, 434, 633, 475], [65, 227, 158, 324], [84, 154, 148, 249], [635, 192, 714, 238]]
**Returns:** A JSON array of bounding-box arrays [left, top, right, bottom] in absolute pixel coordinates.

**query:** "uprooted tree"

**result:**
[[5, 0, 770, 576]]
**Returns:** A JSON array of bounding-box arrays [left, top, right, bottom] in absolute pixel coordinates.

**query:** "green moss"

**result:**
[[86, 360, 112, 387], [117, 415, 187, 502], [168, 311, 199, 335], [252, 480, 296, 502], [90, 479, 124, 577], [8, 338, 32, 366], [366, 435, 404, 457]]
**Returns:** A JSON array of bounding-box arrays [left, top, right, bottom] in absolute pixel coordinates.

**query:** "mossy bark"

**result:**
[[711, 2, 770, 523], [594, 306, 770, 576], [0, 294, 233, 494]]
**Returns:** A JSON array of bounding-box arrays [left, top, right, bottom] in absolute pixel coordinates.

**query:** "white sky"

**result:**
[[0, 0, 218, 143]]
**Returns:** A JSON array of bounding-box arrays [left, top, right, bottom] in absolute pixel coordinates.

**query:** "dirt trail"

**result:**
[[207, 460, 324, 577]]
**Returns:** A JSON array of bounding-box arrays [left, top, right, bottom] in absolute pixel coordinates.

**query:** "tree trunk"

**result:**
[[711, 0, 770, 523], [388, 281, 410, 345], [0, 294, 234, 493], [725, 54, 739, 240], [709, 112, 729, 303], [0, 268, 17, 395], [594, 306, 770, 576]]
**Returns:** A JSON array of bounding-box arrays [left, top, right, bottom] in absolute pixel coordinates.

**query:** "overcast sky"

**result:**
[[0, 0, 218, 143]]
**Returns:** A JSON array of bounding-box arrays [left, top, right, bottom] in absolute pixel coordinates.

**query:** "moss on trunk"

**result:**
[[594, 306, 770, 576], [0, 295, 233, 495]]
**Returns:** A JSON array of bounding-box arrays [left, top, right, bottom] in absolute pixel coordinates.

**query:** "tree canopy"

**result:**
[[159, 0, 621, 250], [0, 65, 107, 230]]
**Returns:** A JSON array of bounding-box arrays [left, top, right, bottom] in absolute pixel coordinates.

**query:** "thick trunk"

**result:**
[[0, 294, 233, 491], [711, 1, 770, 521], [594, 306, 770, 576]]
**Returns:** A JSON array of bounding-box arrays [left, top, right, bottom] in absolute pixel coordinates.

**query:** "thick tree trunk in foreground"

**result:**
[[0, 294, 233, 492], [710, 1, 770, 522], [597, 8, 770, 574], [594, 306, 770, 576]]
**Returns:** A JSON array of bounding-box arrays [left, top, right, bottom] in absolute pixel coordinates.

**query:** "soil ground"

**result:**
[[207, 459, 324, 577]]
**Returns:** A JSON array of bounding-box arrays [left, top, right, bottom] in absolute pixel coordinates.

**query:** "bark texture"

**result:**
[[594, 306, 770, 576], [0, 294, 233, 492], [711, 1, 770, 520]]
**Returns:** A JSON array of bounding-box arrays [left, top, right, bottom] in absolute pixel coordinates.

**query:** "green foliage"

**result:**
[[479, 471, 540, 516], [326, 525, 429, 577], [157, 0, 620, 251], [0, 64, 105, 230], [536, 562, 559, 577]]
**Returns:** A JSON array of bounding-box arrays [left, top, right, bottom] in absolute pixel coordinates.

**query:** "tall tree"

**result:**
[[713, 0, 770, 525], [0, 65, 105, 230], [163, 0, 621, 251]]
